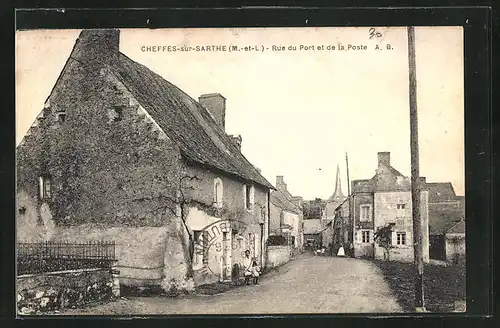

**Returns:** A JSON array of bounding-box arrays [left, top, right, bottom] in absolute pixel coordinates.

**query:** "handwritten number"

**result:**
[[369, 28, 382, 39]]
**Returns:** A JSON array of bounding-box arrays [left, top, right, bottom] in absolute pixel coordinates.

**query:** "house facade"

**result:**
[[347, 152, 430, 262], [16, 29, 274, 291], [269, 176, 304, 251]]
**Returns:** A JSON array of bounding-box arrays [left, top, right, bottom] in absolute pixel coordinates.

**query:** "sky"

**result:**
[[16, 27, 464, 199]]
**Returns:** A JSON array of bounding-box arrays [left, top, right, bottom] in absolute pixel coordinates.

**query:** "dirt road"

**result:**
[[59, 254, 403, 315]]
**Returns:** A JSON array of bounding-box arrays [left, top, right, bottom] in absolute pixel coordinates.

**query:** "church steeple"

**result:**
[[330, 164, 345, 201]]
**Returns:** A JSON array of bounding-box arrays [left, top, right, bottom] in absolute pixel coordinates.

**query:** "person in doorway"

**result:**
[[243, 250, 253, 285]]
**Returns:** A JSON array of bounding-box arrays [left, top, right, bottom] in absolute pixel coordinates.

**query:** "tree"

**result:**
[[130, 172, 202, 277], [374, 222, 396, 261]]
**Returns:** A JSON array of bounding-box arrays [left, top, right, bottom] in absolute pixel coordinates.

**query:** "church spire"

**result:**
[[330, 164, 345, 201]]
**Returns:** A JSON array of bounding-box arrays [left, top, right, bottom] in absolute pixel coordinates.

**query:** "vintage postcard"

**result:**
[[15, 26, 465, 315]]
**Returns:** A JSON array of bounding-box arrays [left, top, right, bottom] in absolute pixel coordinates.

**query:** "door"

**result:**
[[222, 232, 230, 280]]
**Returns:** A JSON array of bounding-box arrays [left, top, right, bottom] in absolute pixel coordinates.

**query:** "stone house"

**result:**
[[269, 176, 304, 251], [16, 29, 274, 291], [347, 152, 430, 262], [426, 182, 465, 262]]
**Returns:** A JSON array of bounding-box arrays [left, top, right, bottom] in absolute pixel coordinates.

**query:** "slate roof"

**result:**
[[303, 219, 323, 234], [428, 206, 464, 235], [425, 182, 458, 203], [108, 52, 273, 189], [446, 219, 465, 234], [270, 190, 300, 215], [352, 179, 374, 193]]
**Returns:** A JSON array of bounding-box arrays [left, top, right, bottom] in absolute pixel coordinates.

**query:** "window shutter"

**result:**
[[369, 230, 374, 243], [356, 230, 362, 244], [391, 231, 397, 246]]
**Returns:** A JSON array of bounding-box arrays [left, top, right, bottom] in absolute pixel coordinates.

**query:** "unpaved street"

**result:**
[[60, 254, 403, 315]]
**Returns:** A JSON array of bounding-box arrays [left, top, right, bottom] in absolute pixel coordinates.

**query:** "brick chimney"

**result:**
[[378, 152, 391, 167], [199, 93, 226, 129], [71, 29, 120, 66], [276, 175, 287, 192], [230, 134, 242, 151]]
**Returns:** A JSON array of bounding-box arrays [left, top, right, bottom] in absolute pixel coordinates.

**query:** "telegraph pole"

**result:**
[[346, 152, 353, 256], [408, 26, 425, 311]]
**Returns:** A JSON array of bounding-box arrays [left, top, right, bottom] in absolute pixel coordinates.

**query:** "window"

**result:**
[[213, 178, 223, 207], [56, 112, 66, 123], [396, 232, 407, 245], [360, 204, 371, 222], [111, 106, 123, 122], [38, 176, 51, 199], [361, 230, 371, 243], [396, 203, 406, 218], [244, 184, 254, 210]]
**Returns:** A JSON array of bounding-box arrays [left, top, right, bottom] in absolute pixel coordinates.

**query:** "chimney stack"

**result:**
[[199, 93, 226, 129], [276, 175, 287, 192], [72, 29, 120, 66], [230, 134, 242, 151], [378, 152, 391, 167]]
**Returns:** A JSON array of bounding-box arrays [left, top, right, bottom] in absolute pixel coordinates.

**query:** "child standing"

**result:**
[[251, 260, 261, 285]]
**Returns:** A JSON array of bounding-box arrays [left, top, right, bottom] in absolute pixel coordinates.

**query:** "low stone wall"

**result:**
[[17, 268, 116, 315], [266, 246, 291, 268]]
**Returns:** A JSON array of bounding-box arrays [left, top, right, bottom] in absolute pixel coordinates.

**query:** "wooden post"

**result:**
[[408, 26, 425, 311]]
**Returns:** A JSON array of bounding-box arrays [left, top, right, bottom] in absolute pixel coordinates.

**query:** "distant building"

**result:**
[[332, 198, 351, 255], [338, 152, 430, 262], [426, 181, 465, 262], [322, 164, 347, 248], [303, 219, 323, 249], [269, 176, 304, 251]]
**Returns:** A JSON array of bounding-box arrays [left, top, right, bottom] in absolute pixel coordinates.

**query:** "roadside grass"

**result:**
[[371, 259, 466, 312]]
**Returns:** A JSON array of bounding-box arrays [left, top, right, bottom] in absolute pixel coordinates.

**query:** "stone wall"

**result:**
[[266, 246, 291, 268], [16, 59, 184, 229], [17, 268, 115, 315], [52, 223, 194, 293], [445, 233, 466, 264], [373, 191, 430, 263]]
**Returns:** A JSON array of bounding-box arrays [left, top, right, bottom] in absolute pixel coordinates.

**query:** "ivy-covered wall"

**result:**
[[16, 60, 183, 229]]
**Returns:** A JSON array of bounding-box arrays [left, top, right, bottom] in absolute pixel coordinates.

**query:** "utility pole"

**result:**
[[346, 152, 353, 256], [408, 26, 425, 311]]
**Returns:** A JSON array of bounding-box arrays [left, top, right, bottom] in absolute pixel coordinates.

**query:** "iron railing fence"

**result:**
[[17, 241, 117, 275]]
